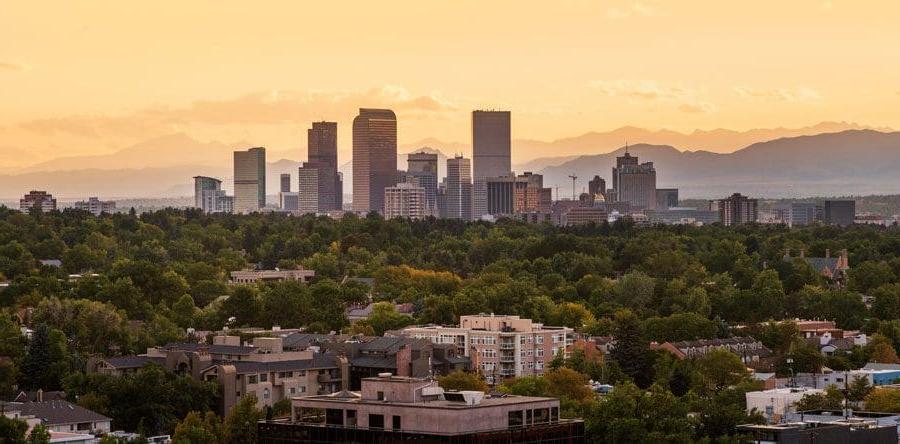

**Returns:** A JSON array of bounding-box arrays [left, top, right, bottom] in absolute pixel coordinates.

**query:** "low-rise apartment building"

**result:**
[[257, 374, 585, 443], [394, 314, 572, 384]]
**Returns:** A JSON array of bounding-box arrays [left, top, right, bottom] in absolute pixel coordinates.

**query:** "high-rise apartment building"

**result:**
[[384, 182, 427, 220], [406, 151, 439, 216], [446, 156, 473, 221], [233, 147, 266, 213], [304, 121, 342, 212], [19, 190, 57, 213], [73, 197, 116, 216], [352, 109, 397, 213], [824, 200, 856, 227], [611, 151, 656, 210], [711, 193, 758, 226], [472, 111, 511, 219], [193, 176, 233, 214]]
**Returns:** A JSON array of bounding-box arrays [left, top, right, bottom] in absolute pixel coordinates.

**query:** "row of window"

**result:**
[[245, 370, 308, 385]]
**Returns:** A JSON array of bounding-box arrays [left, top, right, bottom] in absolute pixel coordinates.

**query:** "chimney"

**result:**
[[800, 248, 805, 258], [826, 249, 831, 258], [37, 389, 43, 402], [784, 248, 791, 258]]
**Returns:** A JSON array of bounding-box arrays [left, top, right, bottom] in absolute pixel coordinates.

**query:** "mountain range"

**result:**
[[1, 123, 898, 199]]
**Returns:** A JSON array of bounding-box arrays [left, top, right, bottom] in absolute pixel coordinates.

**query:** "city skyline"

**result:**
[[3, 1, 900, 172]]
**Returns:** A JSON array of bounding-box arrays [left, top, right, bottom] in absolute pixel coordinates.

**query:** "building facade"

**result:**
[[234, 147, 266, 213], [19, 190, 57, 213], [230, 268, 315, 285], [445, 156, 473, 221], [711, 193, 758, 226], [396, 315, 572, 385], [72, 197, 116, 216], [193, 176, 233, 214], [472, 110, 511, 219], [611, 151, 657, 210], [303, 122, 342, 213], [352, 109, 397, 213], [824, 200, 855, 227], [405, 151, 439, 216], [655, 188, 679, 210], [383, 183, 427, 220]]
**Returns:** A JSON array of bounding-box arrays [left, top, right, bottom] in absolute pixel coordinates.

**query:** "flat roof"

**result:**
[[294, 392, 558, 410]]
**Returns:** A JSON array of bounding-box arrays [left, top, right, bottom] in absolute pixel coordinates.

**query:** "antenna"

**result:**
[[568, 173, 578, 201]]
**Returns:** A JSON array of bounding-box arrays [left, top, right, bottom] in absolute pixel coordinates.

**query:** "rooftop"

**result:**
[[10, 400, 111, 426]]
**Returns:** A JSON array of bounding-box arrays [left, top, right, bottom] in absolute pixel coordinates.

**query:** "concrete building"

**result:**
[[711, 193, 758, 225], [234, 147, 266, 213], [515, 172, 552, 214], [258, 374, 584, 443], [472, 110, 511, 219], [406, 151, 439, 216], [646, 207, 720, 225], [396, 315, 572, 385], [773, 202, 824, 227], [485, 175, 516, 216], [280, 192, 299, 212], [193, 176, 233, 214], [445, 156, 473, 221], [352, 109, 397, 213], [745, 387, 824, 420], [19, 190, 57, 213], [611, 151, 656, 210], [556, 206, 607, 226], [824, 199, 856, 227], [383, 182, 427, 220], [655, 188, 679, 210], [588, 176, 606, 201], [230, 268, 315, 285], [738, 421, 896, 444], [72, 197, 115, 216], [280, 173, 291, 193], [301, 122, 342, 213]]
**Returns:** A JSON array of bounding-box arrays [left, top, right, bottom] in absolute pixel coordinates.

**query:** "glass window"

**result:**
[[392, 415, 401, 430], [377, 391, 385, 401], [325, 409, 343, 426], [508, 410, 524, 428], [248, 375, 258, 384], [260, 373, 268, 382], [369, 414, 384, 429]]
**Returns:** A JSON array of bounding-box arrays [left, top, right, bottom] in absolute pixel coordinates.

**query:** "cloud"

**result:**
[[733, 86, 822, 103], [605, 2, 657, 20], [590, 80, 716, 113], [0, 61, 28, 72]]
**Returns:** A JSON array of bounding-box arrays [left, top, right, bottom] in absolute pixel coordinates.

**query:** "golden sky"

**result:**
[[2, 0, 900, 167]]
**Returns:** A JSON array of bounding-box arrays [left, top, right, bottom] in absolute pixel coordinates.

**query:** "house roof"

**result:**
[[282, 333, 344, 350], [863, 363, 900, 371], [103, 355, 163, 369], [351, 356, 397, 369], [211, 353, 340, 374], [803, 257, 842, 274], [670, 336, 763, 350], [12, 391, 66, 403], [17, 400, 111, 426], [163, 342, 256, 356]]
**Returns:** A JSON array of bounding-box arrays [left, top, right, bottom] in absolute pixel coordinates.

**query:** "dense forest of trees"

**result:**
[[1, 206, 900, 441]]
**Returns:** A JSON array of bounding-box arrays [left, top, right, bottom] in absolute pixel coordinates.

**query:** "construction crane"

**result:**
[[568, 174, 578, 201]]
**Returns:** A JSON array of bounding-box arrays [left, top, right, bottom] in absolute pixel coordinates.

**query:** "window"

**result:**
[[526, 409, 533, 425], [259, 373, 268, 382], [326, 409, 344, 426], [392, 415, 402, 430], [534, 408, 550, 424], [248, 375, 258, 384], [377, 391, 385, 401], [508, 410, 524, 428], [551, 407, 559, 422], [289, 387, 296, 394], [299, 386, 307, 393], [263, 388, 270, 399], [536, 349, 544, 357], [536, 336, 544, 344], [369, 414, 384, 429]]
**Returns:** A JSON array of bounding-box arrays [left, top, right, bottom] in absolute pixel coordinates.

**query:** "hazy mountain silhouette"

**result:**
[[539, 130, 900, 199]]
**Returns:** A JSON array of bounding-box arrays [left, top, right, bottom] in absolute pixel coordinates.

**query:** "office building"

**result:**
[[588, 176, 606, 200], [19, 190, 57, 213], [611, 151, 657, 210], [73, 197, 116, 216], [258, 373, 585, 444], [352, 109, 397, 213], [280, 192, 299, 211], [436, 184, 448, 219], [486, 175, 516, 216], [655, 188, 679, 210], [406, 151, 439, 216], [303, 122, 342, 212], [647, 207, 720, 226], [515, 172, 552, 213], [711, 193, 758, 225], [556, 206, 607, 226], [234, 147, 266, 213], [824, 200, 856, 226], [280, 173, 291, 193], [472, 110, 511, 219], [737, 421, 896, 444], [445, 156, 473, 221], [383, 182, 427, 220], [397, 314, 572, 385], [193, 176, 233, 213]]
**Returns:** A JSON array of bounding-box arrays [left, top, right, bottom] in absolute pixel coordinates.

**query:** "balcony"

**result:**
[[499, 355, 516, 363], [499, 343, 516, 350]]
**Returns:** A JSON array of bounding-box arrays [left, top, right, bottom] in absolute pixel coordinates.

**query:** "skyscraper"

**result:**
[[824, 200, 856, 227], [194, 176, 234, 214], [406, 151, 439, 216], [611, 150, 656, 210], [514, 172, 552, 214], [280, 173, 291, 193], [352, 109, 397, 213], [233, 147, 266, 213], [297, 167, 319, 214], [472, 110, 511, 219], [306, 121, 342, 212], [446, 155, 473, 221], [711, 193, 758, 226]]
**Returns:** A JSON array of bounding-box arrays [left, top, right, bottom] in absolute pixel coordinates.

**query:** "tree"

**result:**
[[0, 415, 27, 444], [847, 375, 873, 407], [355, 303, 412, 336], [584, 382, 694, 443], [695, 349, 749, 394], [222, 286, 260, 327], [794, 385, 843, 411], [614, 271, 656, 309], [849, 261, 896, 294], [223, 393, 262, 444], [609, 309, 654, 387], [171, 294, 198, 328], [173, 411, 223, 444], [21, 324, 52, 390], [26, 425, 50, 444], [437, 371, 488, 392], [863, 388, 900, 413], [867, 334, 900, 364]]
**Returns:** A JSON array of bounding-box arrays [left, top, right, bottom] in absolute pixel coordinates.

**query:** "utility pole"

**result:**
[[568, 174, 578, 201]]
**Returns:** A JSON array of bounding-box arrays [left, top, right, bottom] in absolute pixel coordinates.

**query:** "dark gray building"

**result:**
[[304, 121, 342, 212], [472, 110, 511, 219], [486, 175, 516, 216], [824, 200, 856, 227], [353, 109, 397, 213], [611, 151, 656, 210], [406, 151, 439, 216], [655, 188, 679, 210], [711, 193, 758, 226], [445, 156, 473, 221]]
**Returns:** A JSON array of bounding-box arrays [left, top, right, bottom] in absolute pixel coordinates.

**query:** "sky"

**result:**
[[2, 0, 900, 167]]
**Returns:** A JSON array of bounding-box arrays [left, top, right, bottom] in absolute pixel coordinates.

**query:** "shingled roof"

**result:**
[[17, 400, 111, 426]]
